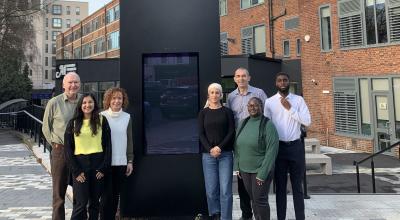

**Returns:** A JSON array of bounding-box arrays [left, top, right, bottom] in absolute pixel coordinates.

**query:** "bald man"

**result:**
[[42, 72, 81, 220]]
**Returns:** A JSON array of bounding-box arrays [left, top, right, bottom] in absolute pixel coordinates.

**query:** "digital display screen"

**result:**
[[143, 53, 200, 154]]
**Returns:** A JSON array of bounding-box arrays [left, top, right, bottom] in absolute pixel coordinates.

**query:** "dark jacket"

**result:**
[[64, 115, 112, 178]]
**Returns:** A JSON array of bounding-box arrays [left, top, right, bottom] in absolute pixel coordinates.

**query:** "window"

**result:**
[[320, 5, 332, 51], [73, 47, 81, 59], [64, 34, 73, 44], [107, 31, 120, 50], [73, 30, 81, 40], [45, 70, 48, 79], [220, 32, 228, 56], [52, 44, 56, 54], [66, 19, 71, 28], [283, 40, 290, 57], [29, 69, 32, 76], [241, 25, 266, 54], [76, 7, 80, 15], [45, 31, 48, 40], [52, 31, 61, 41], [338, 0, 400, 48], [106, 7, 115, 24], [45, 44, 48, 53], [45, 18, 48, 27], [52, 18, 62, 28], [114, 5, 120, 20], [45, 57, 48, 66], [359, 79, 371, 135], [52, 57, 56, 67], [241, 0, 264, 9], [93, 37, 106, 54], [254, 25, 266, 54], [83, 22, 91, 35], [52, 5, 62, 15], [82, 43, 92, 58], [76, 19, 80, 23], [66, 6, 70, 15], [296, 38, 301, 56], [365, 0, 388, 44], [393, 78, 400, 139], [220, 0, 227, 16]]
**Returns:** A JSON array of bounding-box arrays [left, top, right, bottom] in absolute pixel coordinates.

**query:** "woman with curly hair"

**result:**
[[64, 93, 112, 220], [100, 87, 134, 220]]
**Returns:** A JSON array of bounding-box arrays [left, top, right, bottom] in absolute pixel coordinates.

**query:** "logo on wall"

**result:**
[[55, 64, 77, 79]]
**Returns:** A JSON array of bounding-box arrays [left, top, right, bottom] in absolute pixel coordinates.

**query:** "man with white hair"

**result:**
[[42, 72, 81, 220], [226, 67, 267, 220]]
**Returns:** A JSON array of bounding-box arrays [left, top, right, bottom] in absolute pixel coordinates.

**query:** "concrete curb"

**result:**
[[10, 130, 74, 201]]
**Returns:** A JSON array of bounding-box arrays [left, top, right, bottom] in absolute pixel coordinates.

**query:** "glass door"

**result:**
[[373, 94, 394, 154]]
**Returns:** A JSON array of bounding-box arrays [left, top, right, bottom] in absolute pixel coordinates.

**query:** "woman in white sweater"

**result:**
[[100, 87, 133, 220]]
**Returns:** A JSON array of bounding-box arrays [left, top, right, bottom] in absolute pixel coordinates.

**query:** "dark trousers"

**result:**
[[275, 140, 305, 220], [241, 172, 273, 220], [238, 176, 253, 218], [51, 146, 69, 220], [100, 166, 127, 220], [71, 153, 104, 220]]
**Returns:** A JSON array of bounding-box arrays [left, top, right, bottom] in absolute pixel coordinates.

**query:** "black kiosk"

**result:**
[[120, 0, 220, 217]]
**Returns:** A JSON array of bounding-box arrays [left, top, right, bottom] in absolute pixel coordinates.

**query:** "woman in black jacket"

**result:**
[[64, 93, 111, 220]]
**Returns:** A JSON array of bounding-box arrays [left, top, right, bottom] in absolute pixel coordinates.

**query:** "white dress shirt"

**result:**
[[264, 92, 311, 142]]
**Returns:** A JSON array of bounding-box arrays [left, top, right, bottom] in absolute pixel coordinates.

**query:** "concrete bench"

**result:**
[[306, 153, 332, 175], [305, 138, 320, 154]]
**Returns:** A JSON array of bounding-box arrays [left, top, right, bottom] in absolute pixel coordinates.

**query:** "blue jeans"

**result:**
[[202, 151, 233, 220]]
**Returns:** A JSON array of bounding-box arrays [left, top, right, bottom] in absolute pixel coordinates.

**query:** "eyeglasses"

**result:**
[[247, 104, 261, 108]]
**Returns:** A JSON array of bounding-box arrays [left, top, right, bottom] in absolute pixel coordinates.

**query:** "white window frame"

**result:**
[[241, 0, 264, 10], [52, 5, 62, 15], [219, 0, 227, 16], [283, 40, 290, 57], [52, 18, 62, 28], [319, 4, 333, 51]]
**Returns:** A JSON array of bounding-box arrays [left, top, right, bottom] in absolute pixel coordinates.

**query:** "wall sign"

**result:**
[[55, 63, 77, 79]]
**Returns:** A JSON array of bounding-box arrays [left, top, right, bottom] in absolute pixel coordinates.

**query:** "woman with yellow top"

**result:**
[[64, 93, 111, 220]]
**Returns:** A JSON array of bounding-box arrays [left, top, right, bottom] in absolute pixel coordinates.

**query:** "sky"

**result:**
[[78, 0, 113, 14]]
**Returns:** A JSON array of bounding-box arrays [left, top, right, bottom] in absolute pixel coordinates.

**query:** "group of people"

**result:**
[[198, 68, 311, 220], [42, 67, 310, 220], [42, 72, 133, 220]]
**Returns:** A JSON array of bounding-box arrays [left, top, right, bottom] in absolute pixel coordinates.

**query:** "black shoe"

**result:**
[[239, 217, 253, 220]]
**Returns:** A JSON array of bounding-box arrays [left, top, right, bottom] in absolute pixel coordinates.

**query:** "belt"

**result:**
[[279, 139, 300, 145], [52, 143, 64, 149]]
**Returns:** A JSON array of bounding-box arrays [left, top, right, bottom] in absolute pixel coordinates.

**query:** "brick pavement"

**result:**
[[0, 130, 72, 220]]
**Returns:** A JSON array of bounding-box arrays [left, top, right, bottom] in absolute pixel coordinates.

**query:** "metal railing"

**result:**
[[0, 107, 51, 153], [353, 141, 400, 193]]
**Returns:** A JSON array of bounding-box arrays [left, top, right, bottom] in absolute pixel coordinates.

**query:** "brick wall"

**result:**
[[301, 0, 400, 154]]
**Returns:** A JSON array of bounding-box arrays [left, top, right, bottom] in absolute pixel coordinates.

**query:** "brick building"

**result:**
[[57, 0, 400, 156], [56, 0, 120, 60]]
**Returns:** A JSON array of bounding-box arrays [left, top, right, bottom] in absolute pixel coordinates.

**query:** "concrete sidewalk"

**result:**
[[0, 129, 72, 219], [1, 129, 400, 219]]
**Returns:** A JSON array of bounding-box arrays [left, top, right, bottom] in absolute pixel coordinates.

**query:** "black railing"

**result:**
[[0, 108, 51, 153], [353, 141, 400, 193]]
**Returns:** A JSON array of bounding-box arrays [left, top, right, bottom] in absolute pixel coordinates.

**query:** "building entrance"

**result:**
[[373, 93, 395, 155]]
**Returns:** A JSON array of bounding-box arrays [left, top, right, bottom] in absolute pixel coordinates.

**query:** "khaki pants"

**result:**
[[51, 146, 69, 220]]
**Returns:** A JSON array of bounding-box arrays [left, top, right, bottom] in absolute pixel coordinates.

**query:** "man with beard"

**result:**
[[264, 72, 311, 220], [227, 67, 267, 220]]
